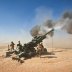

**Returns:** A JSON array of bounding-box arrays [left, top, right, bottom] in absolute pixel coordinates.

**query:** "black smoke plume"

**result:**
[[30, 20, 54, 37], [44, 20, 54, 28], [62, 12, 72, 19], [62, 12, 72, 34], [30, 25, 40, 37], [30, 11, 72, 37]]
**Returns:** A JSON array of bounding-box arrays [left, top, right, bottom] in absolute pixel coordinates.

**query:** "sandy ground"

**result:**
[[0, 46, 72, 72]]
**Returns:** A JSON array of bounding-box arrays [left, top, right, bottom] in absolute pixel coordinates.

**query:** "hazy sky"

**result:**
[[0, 0, 72, 44]]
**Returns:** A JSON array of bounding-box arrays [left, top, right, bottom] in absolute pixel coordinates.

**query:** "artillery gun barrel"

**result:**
[[44, 29, 54, 36]]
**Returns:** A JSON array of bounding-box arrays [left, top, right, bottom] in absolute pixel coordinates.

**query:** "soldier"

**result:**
[[16, 41, 23, 52], [10, 41, 15, 51], [36, 42, 44, 57], [40, 42, 44, 52]]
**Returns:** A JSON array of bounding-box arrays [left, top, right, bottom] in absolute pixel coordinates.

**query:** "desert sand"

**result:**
[[0, 45, 72, 72]]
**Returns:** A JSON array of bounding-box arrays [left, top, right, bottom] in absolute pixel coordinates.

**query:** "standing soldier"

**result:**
[[16, 41, 22, 53], [36, 42, 44, 57], [10, 41, 15, 51], [40, 42, 44, 52]]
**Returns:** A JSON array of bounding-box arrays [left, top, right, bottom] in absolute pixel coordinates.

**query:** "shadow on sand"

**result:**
[[40, 52, 57, 59], [40, 55, 57, 58], [53, 50, 63, 53], [41, 51, 55, 55]]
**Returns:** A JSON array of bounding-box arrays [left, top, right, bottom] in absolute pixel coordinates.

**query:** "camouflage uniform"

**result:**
[[10, 41, 15, 51], [37, 43, 44, 56]]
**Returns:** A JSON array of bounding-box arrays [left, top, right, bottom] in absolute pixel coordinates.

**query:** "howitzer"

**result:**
[[16, 29, 54, 59]]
